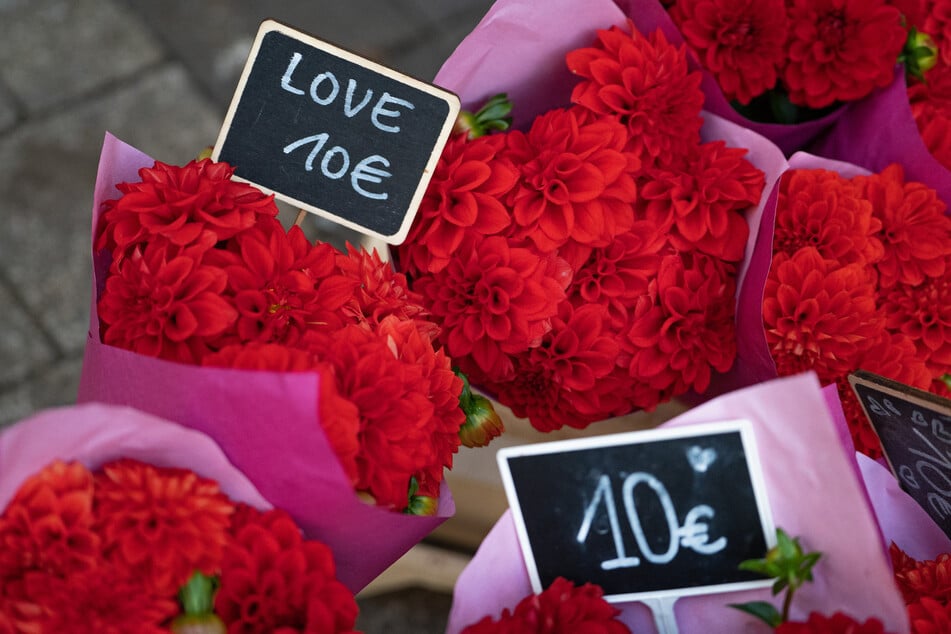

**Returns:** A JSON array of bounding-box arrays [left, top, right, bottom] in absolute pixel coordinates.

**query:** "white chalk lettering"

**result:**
[[344, 79, 373, 117], [910, 428, 951, 470], [351, 155, 391, 200], [918, 460, 951, 497], [310, 72, 340, 105], [929, 492, 951, 520], [280, 52, 306, 95], [371, 92, 415, 133], [321, 146, 350, 179], [577, 475, 641, 571]]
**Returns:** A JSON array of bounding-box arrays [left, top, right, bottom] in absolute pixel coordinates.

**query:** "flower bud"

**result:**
[[459, 393, 505, 448], [902, 27, 938, 81]]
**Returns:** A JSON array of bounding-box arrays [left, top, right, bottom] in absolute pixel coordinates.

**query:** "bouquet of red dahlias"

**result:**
[[395, 1, 784, 434], [443, 375, 910, 633], [729, 153, 951, 460], [0, 403, 360, 633], [78, 133, 480, 591]]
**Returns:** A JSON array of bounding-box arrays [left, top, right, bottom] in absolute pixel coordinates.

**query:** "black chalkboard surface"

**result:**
[[212, 20, 459, 244], [497, 420, 775, 603], [849, 370, 951, 540]]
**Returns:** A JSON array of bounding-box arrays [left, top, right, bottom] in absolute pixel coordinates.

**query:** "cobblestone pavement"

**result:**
[[0, 1, 494, 631]]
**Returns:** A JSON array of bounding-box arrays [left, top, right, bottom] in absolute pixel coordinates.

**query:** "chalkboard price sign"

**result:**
[[497, 420, 775, 605], [212, 20, 460, 244], [849, 370, 951, 540]]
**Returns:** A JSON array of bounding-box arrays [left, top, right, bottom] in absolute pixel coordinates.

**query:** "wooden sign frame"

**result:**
[[212, 19, 460, 244], [497, 420, 775, 606]]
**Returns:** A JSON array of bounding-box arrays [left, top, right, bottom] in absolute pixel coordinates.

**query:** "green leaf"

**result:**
[[729, 601, 783, 627]]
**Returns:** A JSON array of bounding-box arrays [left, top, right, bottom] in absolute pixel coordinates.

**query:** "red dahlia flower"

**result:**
[[0, 460, 99, 589], [414, 235, 568, 383], [93, 458, 235, 597], [567, 21, 704, 165], [908, 596, 951, 633], [461, 577, 630, 634], [774, 611, 892, 634], [625, 253, 738, 407], [636, 140, 762, 262], [891, 544, 951, 605], [398, 132, 517, 276], [216, 506, 359, 634], [908, 62, 951, 170], [763, 248, 884, 382], [505, 107, 638, 252], [783, 0, 906, 109], [924, 1, 951, 64], [97, 239, 237, 364], [96, 158, 278, 261], [669, 0, 788, 104], [208, 216, 357, 347], [855, 164, 951, 289], [36, 563, 177, 634], [488, 304, 623, 432], [881, 258, 951, 374], [774, 169, 883, 267]]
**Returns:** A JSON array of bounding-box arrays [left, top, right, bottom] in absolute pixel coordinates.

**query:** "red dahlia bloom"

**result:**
[[216, 506, 359, 634], [924, 1, 951, 64], [208, 217, 357, 347], [774, 169, 883, 266], [0, 460, 99, 589], [93, 458, 235, 597], [398, 132, 517, 275], [625, 253, 738, 407], [567, 22, 704, 165], [783, 0, 906, 109], [505, 107, 638, 252], [202, 341, 318, 371], [764, 248, 884, 382], [415, 236, 568, 383], [908, 61, 951, 170], [881, 259, 951, 374], [636, 140, 761, 262], [488, 304, 624, 432], [565, 223, 667, 331], [908, 596, 951, 633], [774, 611, 891, 634], [891, 544, 951, 605], [669, 0, 788, 104], [855, 164, 951, 289], [36, 563, 177, 634], [304, 324, 439, 510], [96, 158, 278, 260], [97, 239, 237, 364], [461, 577, 630, 634]]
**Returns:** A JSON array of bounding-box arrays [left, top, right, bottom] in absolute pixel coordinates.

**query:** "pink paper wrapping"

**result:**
[[445, 373, 910, 634], [0, 402, 270, 512], [436, 0, 845, 155], [77, 133, 454, 593], [809, 67, 951, 211]]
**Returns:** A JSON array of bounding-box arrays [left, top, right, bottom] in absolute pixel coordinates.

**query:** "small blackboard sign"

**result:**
[[212, 20, 460, 244], [849, 370, 951, 539], [497, 420, 775, 604]]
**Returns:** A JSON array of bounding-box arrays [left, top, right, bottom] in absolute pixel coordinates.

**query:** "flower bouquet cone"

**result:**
[[392, 0, 789, 439], [77, 132, 464, 592], [0, 402, 361, 632], [444, 374, 910, 633]]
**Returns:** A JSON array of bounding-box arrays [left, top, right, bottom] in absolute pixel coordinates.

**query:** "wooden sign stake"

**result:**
[[294, 209, 307, 227], [644, 597, 680, 634]]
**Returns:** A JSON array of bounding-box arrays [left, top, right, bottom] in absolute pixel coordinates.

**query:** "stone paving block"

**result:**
[[0, 281, 56, 387], [355, 587, 452, 634], [402, 0, 493, 24], [0, 64, 221, 355], [120, 0, 425, 107], [0, 83, 17, 132], [0, 0, 163, 114], [0, 355, 82, 427]]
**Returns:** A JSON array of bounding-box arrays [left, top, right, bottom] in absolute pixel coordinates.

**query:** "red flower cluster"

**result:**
[[668, 0, 906, 109], [459, 577, 630, 634], [891, 544, 951, 634], [905, 2, 951, 170], [0, 459, 358, 633], [763, 164, 951, 458], [395, 21, 765, 431], [95, 159, 466, 512], [773, 611, 892, 634]]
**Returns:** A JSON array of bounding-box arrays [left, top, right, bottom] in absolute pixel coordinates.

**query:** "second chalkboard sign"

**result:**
[[497, 420, 775, 604], [212, 20, 460, 244]]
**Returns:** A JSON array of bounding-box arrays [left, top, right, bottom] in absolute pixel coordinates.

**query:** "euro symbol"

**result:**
[[677, 504, 727, 555]]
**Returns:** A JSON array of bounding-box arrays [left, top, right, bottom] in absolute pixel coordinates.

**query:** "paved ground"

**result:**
[[0, 0, 494, 631]]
